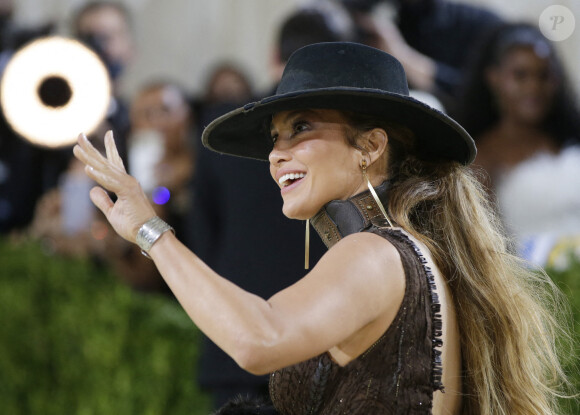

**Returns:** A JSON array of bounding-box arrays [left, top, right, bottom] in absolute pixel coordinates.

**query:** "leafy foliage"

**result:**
[[0, 238, 211, 415], [546, 256, 580, 413]]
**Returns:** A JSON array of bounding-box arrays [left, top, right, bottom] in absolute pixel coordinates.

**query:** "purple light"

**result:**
[[152, 186, 170, 205]]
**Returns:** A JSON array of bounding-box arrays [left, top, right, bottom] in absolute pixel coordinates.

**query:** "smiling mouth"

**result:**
[[279, 172, 306, 188]]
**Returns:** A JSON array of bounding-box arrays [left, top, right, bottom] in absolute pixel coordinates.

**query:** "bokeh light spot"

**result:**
[[152, 186, 170, 205]]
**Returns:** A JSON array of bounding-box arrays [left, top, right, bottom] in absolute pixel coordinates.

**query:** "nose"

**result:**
[[268, 143, 291, 167]]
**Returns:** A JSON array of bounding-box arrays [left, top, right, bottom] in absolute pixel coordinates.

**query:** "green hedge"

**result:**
[[0, 238, 211, 415], [546, 258, 580, 414]]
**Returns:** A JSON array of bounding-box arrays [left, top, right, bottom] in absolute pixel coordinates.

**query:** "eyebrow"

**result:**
[[270, 109, 317, 134]]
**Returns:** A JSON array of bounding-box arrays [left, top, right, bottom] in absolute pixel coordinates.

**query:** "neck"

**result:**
[[310, 181, 391, 249]]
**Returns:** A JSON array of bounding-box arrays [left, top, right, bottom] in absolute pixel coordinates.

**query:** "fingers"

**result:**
[[74, 132, 128, 194], [104, 130, 126, 172], [74, 132, 108, 168], [74, 134, 112, 182], [83, 162, 126, 194], [89, 186, 115, 218], [75, 132, 124, 172]]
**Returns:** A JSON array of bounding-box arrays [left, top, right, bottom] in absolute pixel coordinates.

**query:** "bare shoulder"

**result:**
[[323, 230, 401, 266], [314, 231, 405, 299]]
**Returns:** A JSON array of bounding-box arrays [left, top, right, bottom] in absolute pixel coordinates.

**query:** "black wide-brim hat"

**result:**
[[202, 42, 476, 165]]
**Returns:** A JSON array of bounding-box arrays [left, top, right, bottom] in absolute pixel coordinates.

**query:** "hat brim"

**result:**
[[201, 87, 476, 165]]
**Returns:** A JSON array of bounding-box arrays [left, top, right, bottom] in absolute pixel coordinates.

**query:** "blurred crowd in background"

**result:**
[[0, 0, 579, 411]]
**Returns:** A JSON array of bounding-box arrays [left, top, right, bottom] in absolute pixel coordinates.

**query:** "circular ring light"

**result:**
[[0, 36, 111, 148]]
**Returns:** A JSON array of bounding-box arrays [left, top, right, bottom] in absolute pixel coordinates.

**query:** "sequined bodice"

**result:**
[[269, 183, 444, 414]]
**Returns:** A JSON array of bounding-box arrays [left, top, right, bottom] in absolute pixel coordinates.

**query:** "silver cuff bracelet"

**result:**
[[136, 216, 174, 259]]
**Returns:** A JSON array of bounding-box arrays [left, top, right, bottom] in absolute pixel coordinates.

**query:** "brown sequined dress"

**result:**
[[269, 182, 444, 415]]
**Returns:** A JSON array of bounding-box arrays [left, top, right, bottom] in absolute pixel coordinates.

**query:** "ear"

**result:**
[[360, 128, 388, 166]]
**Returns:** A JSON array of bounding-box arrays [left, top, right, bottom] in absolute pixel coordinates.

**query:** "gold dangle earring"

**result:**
[[305, 219, 310, 270], [361, 159, 393, 227]]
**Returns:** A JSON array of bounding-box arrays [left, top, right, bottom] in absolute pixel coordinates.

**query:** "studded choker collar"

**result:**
[[310, 181, 391, 249]]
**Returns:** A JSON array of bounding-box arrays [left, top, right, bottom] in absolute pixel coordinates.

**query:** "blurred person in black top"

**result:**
[[338, 0, 503, 107], [189, 3, 354, 410]]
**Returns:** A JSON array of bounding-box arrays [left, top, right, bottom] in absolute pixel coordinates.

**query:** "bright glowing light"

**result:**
[[0, 36, 111, 148], [152, 186, 171, 205]]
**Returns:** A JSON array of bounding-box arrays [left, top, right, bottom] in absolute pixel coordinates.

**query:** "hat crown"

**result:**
[[277, 42, 410, 96]]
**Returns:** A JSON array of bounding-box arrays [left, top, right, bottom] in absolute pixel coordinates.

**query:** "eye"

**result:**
[[537, 69, 551, 83], [271, 133, 279, 144], [292, 120, 309, 136]]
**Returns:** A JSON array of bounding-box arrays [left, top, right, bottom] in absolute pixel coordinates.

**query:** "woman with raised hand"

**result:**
[[74, 42, 570, 414]]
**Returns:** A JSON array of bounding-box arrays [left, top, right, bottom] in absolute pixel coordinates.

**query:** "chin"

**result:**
[[282, 207, 309, 221], [282, 201, 319, 221]]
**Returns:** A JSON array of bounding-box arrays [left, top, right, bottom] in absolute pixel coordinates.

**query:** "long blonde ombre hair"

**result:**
[[343, 111, 573, 414]]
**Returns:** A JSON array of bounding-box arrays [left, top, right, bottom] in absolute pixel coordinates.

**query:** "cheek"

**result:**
[[307, 144, 360, 188], [502, 77, 521, 97], [308, 149, 351, 181], [493, 78, 521, 110]]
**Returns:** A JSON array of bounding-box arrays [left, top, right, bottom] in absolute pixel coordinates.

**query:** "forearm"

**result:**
[[148, 231, 281, 373]]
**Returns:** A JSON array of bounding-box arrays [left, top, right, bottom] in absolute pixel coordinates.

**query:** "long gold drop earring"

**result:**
[[362, 159, 393, 228], [304, 219, 310, 270]]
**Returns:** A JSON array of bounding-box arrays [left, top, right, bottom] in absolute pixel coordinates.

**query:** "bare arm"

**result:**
[[148, 230, 404, 373], [73, 131, 405, 374]]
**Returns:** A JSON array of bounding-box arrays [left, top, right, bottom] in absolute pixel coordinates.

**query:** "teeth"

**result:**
[[279, 172, 306, 187]]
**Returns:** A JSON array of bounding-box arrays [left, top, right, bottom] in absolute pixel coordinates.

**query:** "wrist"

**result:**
[[136, 216, 174, 259]]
